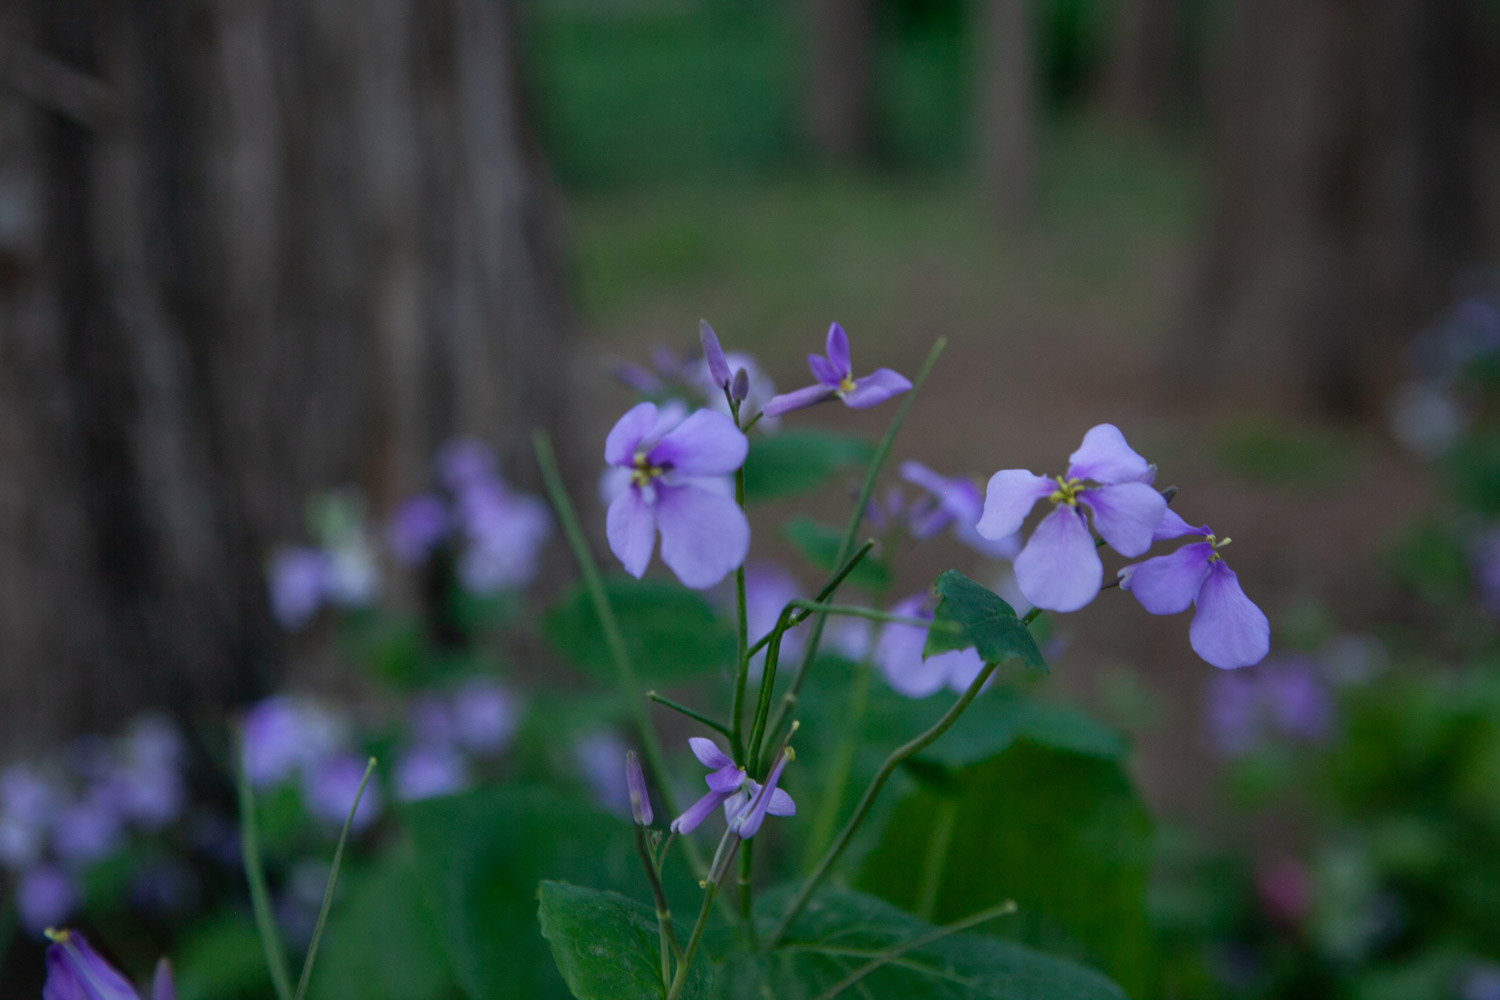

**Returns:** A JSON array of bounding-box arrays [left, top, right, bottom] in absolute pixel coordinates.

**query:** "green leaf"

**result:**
[[782, 516, 890, 591], [925, 570, 1046, 674], [172, 916, 273, 1000], [728, 886, 1126, 999], [544, 576, 735, 685], [537, 881, 710, 1000], [858, 744, 1154, 996], [742, 430, 874, 502]]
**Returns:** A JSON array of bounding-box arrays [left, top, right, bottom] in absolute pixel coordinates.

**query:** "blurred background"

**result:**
[[3, 0, 1500, 996]]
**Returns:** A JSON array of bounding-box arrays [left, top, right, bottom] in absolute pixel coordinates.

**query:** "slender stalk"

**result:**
[[635, 823, 683, 987], [237, 737, 295, 1000], [647, 691, 732, 740], [666, 833, 738, 1000], [745, 542, 876, 658], [1022, 606, 1042, 627], [770, 655, 1003, 946], [808, 899, 1018, 1000], [737, 839, 756, 943], [914, 795, 959, 919], [293, 757, 376, 1000], [729, 399, 751, 764], [766, 338, 946, 743]]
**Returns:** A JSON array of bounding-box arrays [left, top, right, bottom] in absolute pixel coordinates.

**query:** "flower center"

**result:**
[[836, 374, 858, 394], [1049, 476, 1084, 506], [629, 450, 666, 488], [1207, 533, 1232, 562]]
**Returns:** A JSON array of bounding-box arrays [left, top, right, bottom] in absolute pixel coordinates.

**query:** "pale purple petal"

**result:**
[[606, 487, 656, 579], [700, 320, 731, 387], [649, 410, 748, 477], [842, 369, 912, 409], [1125, 542, 1213, 615], [944, 648, 988, 693], [1065, 423, 1152, 484], [808, 353, 844, 387], [671, 788, 734, 834], [766, 787, 795, 816], [1079, 481, 1167, 557], [705, 763, 746, 793], [735, 749, 792, 839], [43, 932, 138, 1000], [605, 402, 659, 467], [1154, 508, 1207, 541], [654, 483, 750, 589], [625, 750, 652, 826], [1014, 506, 1103, 612], [153, 960, 175, 1000], [901, 461, 984, 524], [825, 322, 852, 374], [874, 595, 949, 698], [689, 737, 734, 769], [1190, 561, 1271, 669], [977, 470, 1054, 540], [763, 383, 837, 417]]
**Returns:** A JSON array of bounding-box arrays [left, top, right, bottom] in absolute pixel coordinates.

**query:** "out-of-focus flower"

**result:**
[[455, 480, 551, 592], [1204, 656, 1333, 756], [763, 323, 911, 417], [19, 866, 76, 932], [1388, 380, 1468, 457], [51, 792, 123, 864], [451, 678, 520, 756], [323, 533, 378, 608], [901, 461, 1019, 558], [267, 547, 331, 629], [874, 594, 985, 698], [1119, 510, 1269, 669], [604, 402, 750, 589], [825, 617, 875, 662], [625, 750, 653, 826], [0, 764, 60, 869], [978, 424, 1166, 612], [241, 696, 348, 789], [574, 731, 631, 817], [436, 437, 498, 492], [387, 493, 449, 566], [1472, 526, 1500, 616], [408, 695, 457, 746], [101, 716, 184, 830], [302, 755, 381, 831], [392, 746, 470, 803], [741, 562, 805, 674]]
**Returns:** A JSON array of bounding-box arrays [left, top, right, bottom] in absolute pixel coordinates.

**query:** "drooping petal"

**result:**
[[625, 750, 653, 826], [1124, 542, 1213, 615], [700, 320, 731, 388], [152, 961, 175, 1000], [874, 595, 949, 698], [1079, 481, 1167, 557], [977, 470, 1054, 540], [766, 787, 795, 816], [605, 487, 656, 579], [735, 748, 793, 839], [649, 409, 748, 477], [1153, 507, 1208, 541], [44, 932, 142, 1000], [654, 483, 750, 589], [604, 402, 658, 467], [825, 322, 852, 374], [671, 788, 735, 834], [807, 353, 844, 387], [1190, 561, 1271, 669], [1065, 423, 1152, 484], [842, 369, 912, 409], [1014, 505, 1103, 612], [705, 763, 746, 793], [763, 383, 837, 417], [688, 737, 734, 769]]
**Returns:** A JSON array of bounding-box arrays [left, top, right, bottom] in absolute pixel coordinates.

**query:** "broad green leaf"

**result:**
[[742, 430, 875, 502], [726, 886, 1126, 999], [924, 570, 1046, 674], [859, 744, 1154, 996], [543, 576, 734, 684], [537, 881, 710, 1000], [782, 516, 890, 591], [172, 915, 271, 1000]]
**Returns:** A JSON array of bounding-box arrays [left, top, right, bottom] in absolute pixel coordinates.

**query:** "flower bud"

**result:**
[[699, 320, 731, 388], [625, 750, 652, 826], [730, 367, 749, 402]]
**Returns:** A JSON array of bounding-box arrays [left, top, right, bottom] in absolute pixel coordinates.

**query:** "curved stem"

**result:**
[[647, 691, 732, 740], [745, 542, 876, 658], [293, 758, 376, 1000]]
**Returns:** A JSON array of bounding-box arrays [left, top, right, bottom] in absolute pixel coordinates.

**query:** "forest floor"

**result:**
[[561, 114, 1437, 843]]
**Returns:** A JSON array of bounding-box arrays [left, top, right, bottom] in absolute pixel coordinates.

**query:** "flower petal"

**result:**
[[1124, 542, 1213, 615], [605, 487, 656, 579], [649, 409, 748, 478], [1154, 508, 1209, 541], [825, 321, 852, 374], [874, 595, 949, 698], [977, 470, 1054, 540], [44, 932, 141, 1000], [1190, 560, 1271, 669], [807, 353, 843, 387], [605, 402, 658, 467], [705, 763, 746, 793], [1079, 481, 1167, 557], [763, 383, 837, 417], [1014, 506, 1102, 612], [842, 369, 912, 409], [671, 788, 734, 834], [735, 749, 792, 838], [944, 648, 988, 693], [766, 787, 796, 816], [655, 483, 750, 589], [1065, 423, 1152, 484], [153, 960, 175, 1000], [700, 320, 731, 387], [688, 736, 735, 770]]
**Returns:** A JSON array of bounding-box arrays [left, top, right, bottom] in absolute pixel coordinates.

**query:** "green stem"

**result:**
[[237, 737, 295, 1000], [808, 899, 1018, 1000], [647, 691, 732, 740], [293, 757, 376, 1000], [765, 338, 946, 743], [737, 839, 756, 946], [744, 542, 876, 658], [729, 466, 750, 763], [635, 823, 683, 987], [914, 795, 959, 920], [1022, 606, 1043, 627], [665, 836, 736, 1000], [770, 654, 1003, 947]]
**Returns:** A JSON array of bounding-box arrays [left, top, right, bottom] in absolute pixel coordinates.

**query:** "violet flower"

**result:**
[[387, 494, 449, 566], [574, 730, 631, 817], [450, 678, 520, 756], [741, 562, 805, 674], [1119, 511, 1270, 669], [267, 547, 330, 629], [625, 750, 653, 826], [43, 928, 175, 1000], [241, 696, 348, 789], [455, 479, 551, 592], [19, 865, 76, 932], [977, 424, 1166, 612], [392, 746, 470, 803], [671, 738, 794, 839], [763, 323, 912, 417], [605, 402, 750, 589], [302, 754, 382, 831], [874, 594, 986, 698], [901, 461, 1020, 558]]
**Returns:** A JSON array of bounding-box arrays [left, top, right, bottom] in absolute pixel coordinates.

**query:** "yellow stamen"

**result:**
[[837, 375, 857, 393]]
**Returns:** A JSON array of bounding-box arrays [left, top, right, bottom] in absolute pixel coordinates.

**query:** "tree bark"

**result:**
[[1101, 0, 1181, 126], [1176, 0, 1482, 414], [975, 0, 1037, 227], [0, 0, 571, 754], [806, 0, 875, 161]]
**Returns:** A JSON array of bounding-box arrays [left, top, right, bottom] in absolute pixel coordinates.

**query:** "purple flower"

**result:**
[[741, 562, 805, 674], [241, 696, 348, 789], [1, 764, 60, 869], [1204, 656, 1332, 755], [267, 547, 331, 629], [605, 402, 750, 589], [763, 323, 912, 417], [874, 594, 987, 698], [392, 746, 470, 803], [451, 678, 520, 756], [455, 481, 551, 592], [625, 750, 653, 826], [700, 320, 733, 390], [19, 866, 76, 932], [302, 754, 381, 831], [977, 424, 1167, 612], [387, 494, 449, 566], [42, 929, 173, 1000], [901, 461, 1020, 558], [671, 738, 794, 839], [1119, 512, 1270, 669], [52, 792, 123, 864], [574, 731, 631, 818], [436, 437, 498, 492]]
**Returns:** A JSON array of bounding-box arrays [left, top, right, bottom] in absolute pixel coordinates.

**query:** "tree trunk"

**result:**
[[806, 0, 874, 161], [0, 0, 571, 755], [1101, 0, 1180, 126], [975, 0, 1037, 227], [1176, 0, 1482, 414]]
